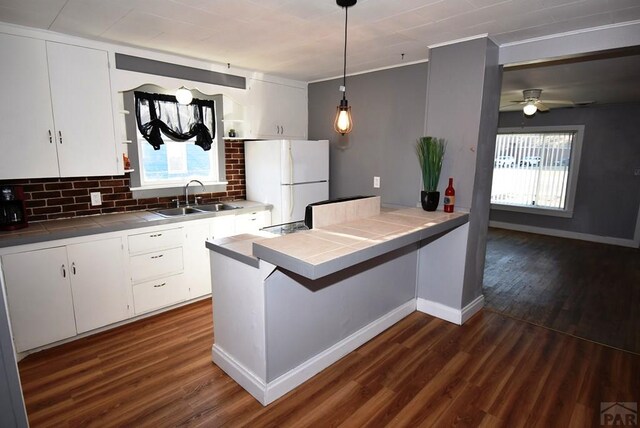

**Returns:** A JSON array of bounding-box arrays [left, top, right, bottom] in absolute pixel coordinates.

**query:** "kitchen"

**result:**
[[1, 1, 640, 426]]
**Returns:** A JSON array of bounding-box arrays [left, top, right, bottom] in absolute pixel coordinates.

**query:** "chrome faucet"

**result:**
[[184, 179, 205, 206]]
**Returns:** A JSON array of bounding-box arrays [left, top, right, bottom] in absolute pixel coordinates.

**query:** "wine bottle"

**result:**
[[444, 178, 455, 213]]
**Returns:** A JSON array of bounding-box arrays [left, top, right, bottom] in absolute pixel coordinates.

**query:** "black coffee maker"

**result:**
[[1, 185, 28, 231]]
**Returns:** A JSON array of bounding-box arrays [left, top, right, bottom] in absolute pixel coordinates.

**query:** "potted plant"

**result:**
[[416, 136, 446, 211]]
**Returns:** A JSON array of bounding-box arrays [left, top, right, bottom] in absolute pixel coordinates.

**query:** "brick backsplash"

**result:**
[[0, 141, 246, 222]]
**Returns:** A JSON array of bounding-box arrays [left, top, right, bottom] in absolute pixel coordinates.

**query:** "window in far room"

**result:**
[[490, 126, 584, 217]]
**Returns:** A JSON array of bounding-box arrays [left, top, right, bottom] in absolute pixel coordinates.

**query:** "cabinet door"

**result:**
[[47, 42, 118, 177], [247, 79, 307, 139], [184, 222, 212, 299], [211, 215, 236, 239], [0, 33, 59, 179], [2, 247, 76, 352], [68, 238, 130, 334]]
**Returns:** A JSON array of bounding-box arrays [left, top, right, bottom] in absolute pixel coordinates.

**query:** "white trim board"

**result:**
[[212, 300, 416, 406], [416, 295, 484, 325], [490, 221, 639, 248]]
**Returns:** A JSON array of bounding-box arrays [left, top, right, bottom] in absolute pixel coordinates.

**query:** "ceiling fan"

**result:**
[[506, 89, 574, 116]]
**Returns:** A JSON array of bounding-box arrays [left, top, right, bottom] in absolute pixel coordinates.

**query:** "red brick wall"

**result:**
[[0, 141, 245, 222]]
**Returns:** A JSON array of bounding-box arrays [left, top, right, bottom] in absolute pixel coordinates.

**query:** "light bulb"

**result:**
[[523, 101, 537, 116], [175, 87, 193, 105], [334, 99, 353, 135]]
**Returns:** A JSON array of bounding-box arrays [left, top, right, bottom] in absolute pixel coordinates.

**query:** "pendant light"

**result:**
[[175, 86, 193, 105], [334, 0, 356, 136]]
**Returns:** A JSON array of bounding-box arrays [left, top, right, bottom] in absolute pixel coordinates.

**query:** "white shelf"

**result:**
[[124, 168, 135, 173]]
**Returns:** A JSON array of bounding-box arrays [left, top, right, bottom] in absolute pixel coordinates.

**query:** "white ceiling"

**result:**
[[1, 0, 640, 82]]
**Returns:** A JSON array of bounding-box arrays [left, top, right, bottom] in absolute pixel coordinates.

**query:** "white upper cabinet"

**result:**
[[0, 34, 118, 180], [47, 42, 118, 177], [246, 79, 307, 140], [0, 33, 59, 178]]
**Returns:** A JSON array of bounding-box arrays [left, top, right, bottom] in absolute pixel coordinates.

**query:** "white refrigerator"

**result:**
[[244, 139, 329, 225]]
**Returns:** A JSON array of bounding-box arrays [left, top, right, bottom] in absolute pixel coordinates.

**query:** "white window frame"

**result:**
[[491, 125, 584, 218]]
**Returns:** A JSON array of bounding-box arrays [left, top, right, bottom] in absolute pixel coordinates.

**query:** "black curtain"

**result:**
[[134, 92, 216, 151]]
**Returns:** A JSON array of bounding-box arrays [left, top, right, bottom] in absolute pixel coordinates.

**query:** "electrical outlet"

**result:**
[[373, 176, 380, 188], [90, 192, 102, 206]]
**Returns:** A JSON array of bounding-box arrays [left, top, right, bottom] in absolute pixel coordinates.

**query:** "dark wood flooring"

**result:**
[[18, 299, 639, 427], [484, 228, 640, 354]]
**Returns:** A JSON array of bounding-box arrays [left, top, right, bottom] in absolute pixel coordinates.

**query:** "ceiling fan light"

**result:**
[[523, 101, 537, 116], [175, 87, 193, 105]]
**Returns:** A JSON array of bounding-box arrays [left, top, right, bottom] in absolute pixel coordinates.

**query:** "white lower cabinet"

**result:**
[[68, 238, 130, 334], [1, 208, 272, 353], [235, 210, 271, 234], [128, 226, 187, 314], [2, 237, 130, 352], [3, 247, 77, 353]]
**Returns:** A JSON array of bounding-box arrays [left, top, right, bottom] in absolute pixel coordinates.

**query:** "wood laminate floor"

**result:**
[[18, 299, 639, 427], [484, 228, 640, 354]]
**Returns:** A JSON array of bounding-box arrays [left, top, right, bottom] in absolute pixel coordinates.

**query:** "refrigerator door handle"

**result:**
[[288, 145, 294, 219]]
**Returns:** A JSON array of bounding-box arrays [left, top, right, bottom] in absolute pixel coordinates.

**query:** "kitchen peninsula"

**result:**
[[206, 197, 478, 405]]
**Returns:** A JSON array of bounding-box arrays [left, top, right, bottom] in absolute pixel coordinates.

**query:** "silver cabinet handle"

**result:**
[[48, 130, 52, 143], [150, 233, 163, 238], [58, 130, 63, 144], [281, 125, 284, 135], [153, 283, 166, 288], [72, 262, 76, 275], [61, 264, 66, 278], [151, 254, 164, 259]]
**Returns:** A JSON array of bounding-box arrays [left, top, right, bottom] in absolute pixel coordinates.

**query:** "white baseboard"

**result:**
[[416, 295, 484, 325], [490, 221, 639, 248], [213, 299, 416, 406]]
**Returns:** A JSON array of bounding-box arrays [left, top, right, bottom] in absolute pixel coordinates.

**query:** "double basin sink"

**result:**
[[154, 203, 240, 218]]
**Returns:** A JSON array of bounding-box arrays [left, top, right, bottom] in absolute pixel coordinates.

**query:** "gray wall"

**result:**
[[493, 103, 640, 240], [424, 38, 502, 308], [308, 63, 428, 207], [264, 246, 417, 381]]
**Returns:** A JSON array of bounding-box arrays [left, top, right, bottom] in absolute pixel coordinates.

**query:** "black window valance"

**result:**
[[134, 91, 216, 151]]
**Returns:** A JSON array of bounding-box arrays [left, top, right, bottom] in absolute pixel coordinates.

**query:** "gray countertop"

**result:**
[[0, 200, 271, 249], [206, 208, 469, 280]]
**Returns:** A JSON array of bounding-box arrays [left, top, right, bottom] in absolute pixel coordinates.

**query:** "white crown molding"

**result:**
[[308, 58, 429, 84], [498, 19, 640, 48]]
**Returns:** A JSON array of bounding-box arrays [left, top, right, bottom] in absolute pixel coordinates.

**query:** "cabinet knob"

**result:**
[[151, 254, 164, 259], [48, 130, 53, 144], [58, 130, 63, 144], [61, 264, 66, 278], [153, 283, 166, 288], [72, 262, 76, 275]]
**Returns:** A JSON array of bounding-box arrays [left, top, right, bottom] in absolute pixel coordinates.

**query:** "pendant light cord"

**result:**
[[342, 6, 348, 100]]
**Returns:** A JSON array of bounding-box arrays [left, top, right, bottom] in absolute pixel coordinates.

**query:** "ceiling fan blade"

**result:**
[[508, 100, 526, 104], [539, 99, 574, 105], [535, 101, 550, 112]]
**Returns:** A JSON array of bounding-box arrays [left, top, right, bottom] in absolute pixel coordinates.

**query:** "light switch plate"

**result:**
[[373, 176, 380, 188], [90, 192, 102, 206]]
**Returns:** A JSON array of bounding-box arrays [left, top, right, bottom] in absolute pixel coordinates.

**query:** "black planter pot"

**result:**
[[421, 191, 440, 211]]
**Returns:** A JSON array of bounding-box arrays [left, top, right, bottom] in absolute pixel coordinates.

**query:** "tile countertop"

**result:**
[[0, 200, 271, 249], [206, 208, 469, 280]]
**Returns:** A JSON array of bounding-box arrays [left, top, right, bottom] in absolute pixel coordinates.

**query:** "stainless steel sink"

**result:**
[[154, 207, 206, 217], [154, 204, 240, 217], [195, 203, 240, 212]]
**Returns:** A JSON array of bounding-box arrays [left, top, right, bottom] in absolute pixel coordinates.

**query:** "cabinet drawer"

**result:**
[[130, 247, 183, 283], [132, 274, 187, 315], [128, 228, 183, 254]]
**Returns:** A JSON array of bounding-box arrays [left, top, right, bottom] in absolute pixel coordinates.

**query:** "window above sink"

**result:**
[[122, 84, 228, 199]]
